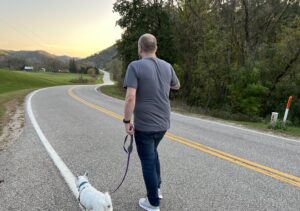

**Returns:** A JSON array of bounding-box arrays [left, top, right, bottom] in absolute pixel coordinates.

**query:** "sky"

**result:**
[[0, 0, 123, 58]]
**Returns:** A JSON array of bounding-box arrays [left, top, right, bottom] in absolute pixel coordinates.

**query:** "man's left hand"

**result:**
[[124, 123, 134, 135]]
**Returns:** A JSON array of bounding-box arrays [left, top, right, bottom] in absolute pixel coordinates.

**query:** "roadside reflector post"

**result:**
[[283, 96, 293, 125], [270, 112, 279, 128]]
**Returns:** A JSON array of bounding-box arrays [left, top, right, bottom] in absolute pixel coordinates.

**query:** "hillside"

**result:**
[[80, 45, 117, 68], [0, 49, 73, 71], [0, 46, 119, 73], [0, 49, 72, 63]]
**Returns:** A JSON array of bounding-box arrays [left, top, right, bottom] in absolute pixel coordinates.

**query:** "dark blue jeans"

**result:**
[[134, 130, 166, 207]]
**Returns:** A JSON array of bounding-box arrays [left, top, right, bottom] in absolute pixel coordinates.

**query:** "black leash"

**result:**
[[111, 134, 134, 193]]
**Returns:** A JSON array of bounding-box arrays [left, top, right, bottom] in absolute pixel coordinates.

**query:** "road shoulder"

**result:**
[[0, 99, 25, 151], [0, 110, 80, 210]]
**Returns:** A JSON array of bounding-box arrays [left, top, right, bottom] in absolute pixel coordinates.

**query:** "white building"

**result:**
[[24, 66, 34, 71]]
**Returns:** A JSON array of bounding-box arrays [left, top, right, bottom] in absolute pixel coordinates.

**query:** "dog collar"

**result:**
[[78, 181, 88, 190]]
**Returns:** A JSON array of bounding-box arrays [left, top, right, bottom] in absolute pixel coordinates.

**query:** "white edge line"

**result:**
[[26, 88, 83, 208], [172, 112, 300, 143], [94, 86, 124, 103]]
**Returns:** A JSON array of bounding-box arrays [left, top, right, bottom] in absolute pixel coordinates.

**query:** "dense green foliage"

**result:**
[[113, 0, 300, 124]]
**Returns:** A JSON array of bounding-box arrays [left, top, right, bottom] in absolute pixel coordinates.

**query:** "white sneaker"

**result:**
[[158, 188, 163, 199], [139, 198, 160, 211]]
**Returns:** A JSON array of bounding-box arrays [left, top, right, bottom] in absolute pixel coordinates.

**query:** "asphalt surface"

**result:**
[[0, 71, 300, 210]]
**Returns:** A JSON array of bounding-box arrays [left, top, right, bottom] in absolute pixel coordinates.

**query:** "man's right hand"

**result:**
[[171, 82, 180, 90]]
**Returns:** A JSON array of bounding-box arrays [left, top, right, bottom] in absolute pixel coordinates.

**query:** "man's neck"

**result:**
[[141, 53, 156, 59]]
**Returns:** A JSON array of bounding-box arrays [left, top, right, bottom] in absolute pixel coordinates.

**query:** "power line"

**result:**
[[0, 15, 47, 50]]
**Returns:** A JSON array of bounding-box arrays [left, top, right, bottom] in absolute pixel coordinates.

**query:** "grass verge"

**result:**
[[228, 120, 300, 137], [100, 83, 126, 100], [0, 69, 103, 135], [100, 83, 300, 138]]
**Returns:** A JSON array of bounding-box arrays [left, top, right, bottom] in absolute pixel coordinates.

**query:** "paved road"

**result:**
[[0, 71, 300, 210]]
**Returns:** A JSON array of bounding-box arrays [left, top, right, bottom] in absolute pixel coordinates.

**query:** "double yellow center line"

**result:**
[[68, 86, 300, 188]]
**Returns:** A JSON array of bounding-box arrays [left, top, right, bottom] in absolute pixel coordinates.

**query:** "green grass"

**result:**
[[100, 83, 300, 138], [100, 84, 126, 100], [228, 120, 300, 137], [0, 69, 98, 94], [0, 68, 103, 134]]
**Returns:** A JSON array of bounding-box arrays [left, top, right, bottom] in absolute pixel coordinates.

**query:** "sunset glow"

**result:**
[[0, 0, 122, 58]]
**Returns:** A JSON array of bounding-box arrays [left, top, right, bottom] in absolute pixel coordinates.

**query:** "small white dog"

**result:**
[[75, 172, 113, 211]]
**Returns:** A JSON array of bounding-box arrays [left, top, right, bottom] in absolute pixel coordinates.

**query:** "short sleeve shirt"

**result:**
[[123, 57, 179, 132]]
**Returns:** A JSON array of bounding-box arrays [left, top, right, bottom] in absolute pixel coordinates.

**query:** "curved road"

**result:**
[[0, 71, 299, 210]]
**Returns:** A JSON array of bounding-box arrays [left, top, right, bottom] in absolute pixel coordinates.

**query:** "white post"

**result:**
[[283, 109, 289, 123], [271, 112, 278, 127], [283, 96, 293, 123]]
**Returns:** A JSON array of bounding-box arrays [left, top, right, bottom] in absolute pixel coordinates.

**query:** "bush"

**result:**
[[87, 68, 97, 78], [268, 120, 292, 130]]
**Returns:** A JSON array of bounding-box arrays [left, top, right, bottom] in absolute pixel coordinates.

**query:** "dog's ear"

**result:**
[[84, 171, 88, 177]]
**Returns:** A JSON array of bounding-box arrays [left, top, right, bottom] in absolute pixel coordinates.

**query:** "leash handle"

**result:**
[[123, 134, 133, 154], [112, 135, 134, 193]]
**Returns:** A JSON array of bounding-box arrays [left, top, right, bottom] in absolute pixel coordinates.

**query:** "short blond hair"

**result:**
[[138, 33, 157, 53]]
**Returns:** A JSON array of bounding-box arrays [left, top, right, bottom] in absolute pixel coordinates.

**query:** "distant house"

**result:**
[[40, 68, 46, 72], [24, 66, 34, 71], [58, 69, 69, 73]]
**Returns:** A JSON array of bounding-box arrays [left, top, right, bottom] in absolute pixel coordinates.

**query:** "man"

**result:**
[[123, 33, 180, 211]]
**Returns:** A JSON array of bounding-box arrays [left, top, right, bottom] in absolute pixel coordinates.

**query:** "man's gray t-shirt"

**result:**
[[123, 57, 179, 132]]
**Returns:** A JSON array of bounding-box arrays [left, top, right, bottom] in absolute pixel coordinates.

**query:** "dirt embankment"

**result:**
[[0, 99, 25, 151]]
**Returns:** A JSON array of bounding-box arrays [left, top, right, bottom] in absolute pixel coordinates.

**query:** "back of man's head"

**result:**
[[138, 33, 157, 53]]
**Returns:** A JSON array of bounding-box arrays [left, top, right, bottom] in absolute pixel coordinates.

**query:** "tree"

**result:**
[[69, 58, 78, 73], [113, 0, 300, 123], [43, 58, 63, 72], [113, 0, 178, 78]]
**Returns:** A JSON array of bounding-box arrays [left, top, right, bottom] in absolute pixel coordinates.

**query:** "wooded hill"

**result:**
[[80, 45, 117, 68], [0, 50, 72, 71]]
